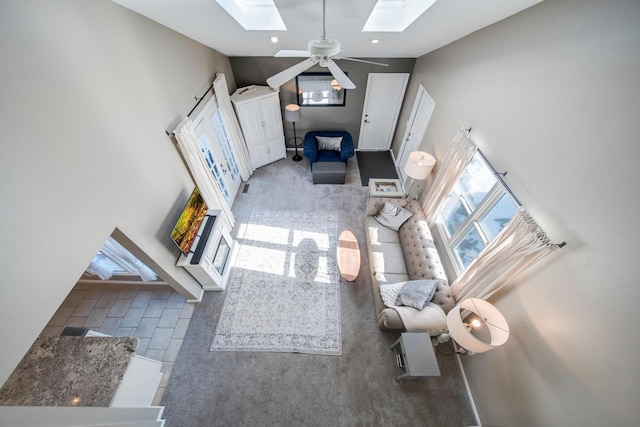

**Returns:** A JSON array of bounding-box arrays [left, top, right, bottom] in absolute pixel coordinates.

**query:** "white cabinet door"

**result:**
[[236, 101, 263, 145], [232, 86, 285, 170], [260, 95, 284, 141], [267, 138, 285, 163], [251, 142, 272, 169]]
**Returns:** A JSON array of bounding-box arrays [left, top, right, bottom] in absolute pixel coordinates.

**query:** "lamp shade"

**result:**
[[404, 151, 436, 180], [446, 298, 509, 353], [284, 104, 301, 122]]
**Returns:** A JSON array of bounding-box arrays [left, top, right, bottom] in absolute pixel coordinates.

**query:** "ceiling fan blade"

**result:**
[[336, 56, 389, 67], [326, 60, 356, 90], [266, 57, 319, 89], [275, 50, 311, 58]]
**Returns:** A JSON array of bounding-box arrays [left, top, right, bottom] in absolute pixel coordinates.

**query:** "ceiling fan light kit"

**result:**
[[266, 0, 388, 91]]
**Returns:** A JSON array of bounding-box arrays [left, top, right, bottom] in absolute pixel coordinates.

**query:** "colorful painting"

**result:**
[[171, 188, 208, 255]]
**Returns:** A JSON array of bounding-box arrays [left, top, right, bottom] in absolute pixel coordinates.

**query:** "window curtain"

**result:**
[[174, 117, 235, 230], [86, 237, 157, 282], [213, 74, 254, 180], [450, 207, 559, 302], [421, 128, 477, 226]]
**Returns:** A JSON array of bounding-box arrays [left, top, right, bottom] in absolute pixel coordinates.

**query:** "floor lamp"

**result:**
[[443, 298, 510, 355], [284, 104, 302, 162], [404, 151, 436, 199]]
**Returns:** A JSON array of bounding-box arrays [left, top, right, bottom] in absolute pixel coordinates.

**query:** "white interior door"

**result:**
[[397, 84, 435, 183], [194, 98, 242, 204], [358, 73, 410, 151]]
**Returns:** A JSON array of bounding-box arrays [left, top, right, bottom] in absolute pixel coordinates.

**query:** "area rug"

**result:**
[[210, 211, 341, 355]]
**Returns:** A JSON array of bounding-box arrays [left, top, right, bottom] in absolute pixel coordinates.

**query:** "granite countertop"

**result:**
[[0, 336, 138, 407]]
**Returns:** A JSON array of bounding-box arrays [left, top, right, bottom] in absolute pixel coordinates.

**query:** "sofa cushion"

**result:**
[[375, 202, 413, 231], [316, 136, 343, 151], [374, 272, 410, 286], [396, 279, 444, 309], [366, 217, 400, 244], [370, 243, 407, 275]]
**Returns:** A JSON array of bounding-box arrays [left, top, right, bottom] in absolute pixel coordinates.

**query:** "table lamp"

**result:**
[[404, 151, 436, 199], [284, 104, 302, 162], [445, 298, 509, 354]]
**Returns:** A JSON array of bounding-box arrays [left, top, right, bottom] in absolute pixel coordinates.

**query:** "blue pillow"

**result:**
[[395, 279, 444, 310]]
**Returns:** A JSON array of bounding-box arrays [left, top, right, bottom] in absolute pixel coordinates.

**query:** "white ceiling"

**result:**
[[113, 0, 542, 58]]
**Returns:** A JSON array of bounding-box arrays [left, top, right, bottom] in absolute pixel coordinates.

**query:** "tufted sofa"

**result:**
[[364, 197, 456, 334]]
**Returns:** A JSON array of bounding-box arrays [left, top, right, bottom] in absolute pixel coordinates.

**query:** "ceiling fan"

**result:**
[[265, 0, 388, 90]]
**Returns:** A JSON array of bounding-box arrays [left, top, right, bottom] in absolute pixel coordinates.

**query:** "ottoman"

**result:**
[[312, 161, 346, 184]]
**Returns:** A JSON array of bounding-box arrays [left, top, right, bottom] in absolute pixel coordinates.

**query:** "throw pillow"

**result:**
[[316, 136, 343, 151], [374, 202, 413, 231], [395, 279, 444, 310], [379, 281, 406, 308]]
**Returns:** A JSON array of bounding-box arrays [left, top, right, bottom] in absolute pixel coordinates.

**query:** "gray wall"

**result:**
[[393, 0, 640, 425], [0, 0, 235, 386], [230, 57, 415, 146]]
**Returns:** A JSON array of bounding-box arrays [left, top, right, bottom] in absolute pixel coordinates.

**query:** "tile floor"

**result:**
[[39, 280, 195, 405]]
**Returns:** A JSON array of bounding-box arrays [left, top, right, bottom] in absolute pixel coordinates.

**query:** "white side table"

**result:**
[[390, 333, 441, 380]]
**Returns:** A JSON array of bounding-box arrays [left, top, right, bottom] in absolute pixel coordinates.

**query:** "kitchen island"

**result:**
[[0, 336, 158, 407]]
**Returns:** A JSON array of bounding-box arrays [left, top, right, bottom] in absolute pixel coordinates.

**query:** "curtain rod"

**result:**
[[166, 82, 215, 136], [465, 127, 566, 249]]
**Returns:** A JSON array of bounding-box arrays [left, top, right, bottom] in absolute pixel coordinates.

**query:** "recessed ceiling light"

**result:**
[[216, 0, 286, 31], [371, 39, 380, 44], [271, 36, 279, 43], [363, 0, 438, 32]]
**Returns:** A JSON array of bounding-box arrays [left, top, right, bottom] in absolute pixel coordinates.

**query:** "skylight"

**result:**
[[362, 0, 438, 32], [216, 0, 286, 31]]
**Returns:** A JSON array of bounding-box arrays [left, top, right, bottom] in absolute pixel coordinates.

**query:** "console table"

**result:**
[[390, 333, 441, 380]]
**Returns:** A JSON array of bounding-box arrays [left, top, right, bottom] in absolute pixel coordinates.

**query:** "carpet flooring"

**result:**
[[356, 150, 399, 186], [160, 153, 476, 426]]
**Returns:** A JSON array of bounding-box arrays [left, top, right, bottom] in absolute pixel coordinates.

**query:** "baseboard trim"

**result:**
[[455, 349, 482, 427], [78, 279, 168, 286]]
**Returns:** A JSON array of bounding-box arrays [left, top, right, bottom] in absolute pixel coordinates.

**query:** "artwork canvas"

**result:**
[[170, 188, 208, 255]]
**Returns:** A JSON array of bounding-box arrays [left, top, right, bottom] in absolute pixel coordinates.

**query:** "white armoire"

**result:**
[[231, 85, 286, 169]]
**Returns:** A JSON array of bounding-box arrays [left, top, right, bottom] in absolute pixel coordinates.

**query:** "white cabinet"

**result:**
[[111, 355, 163, 407], [231, 85, 286, 169], [176, 210, 236, 291]]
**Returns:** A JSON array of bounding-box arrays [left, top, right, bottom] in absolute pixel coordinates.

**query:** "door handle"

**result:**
[[220, 163, 228, 174]]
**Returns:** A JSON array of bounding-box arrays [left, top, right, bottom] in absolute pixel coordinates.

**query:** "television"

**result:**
[[170, 187, 208, 256]]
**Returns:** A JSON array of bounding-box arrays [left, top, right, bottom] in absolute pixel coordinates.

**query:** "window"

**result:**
[[436, 151, 519, 274]]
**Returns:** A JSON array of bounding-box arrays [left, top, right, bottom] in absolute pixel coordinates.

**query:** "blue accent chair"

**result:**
[[303, 131, 355, 167]]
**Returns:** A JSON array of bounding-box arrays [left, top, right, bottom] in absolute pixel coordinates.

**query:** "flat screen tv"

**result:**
[[170, 187, 208, 256]]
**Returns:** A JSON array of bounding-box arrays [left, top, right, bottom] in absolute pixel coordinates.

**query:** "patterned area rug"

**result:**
[[210, 211, 341, 355]]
